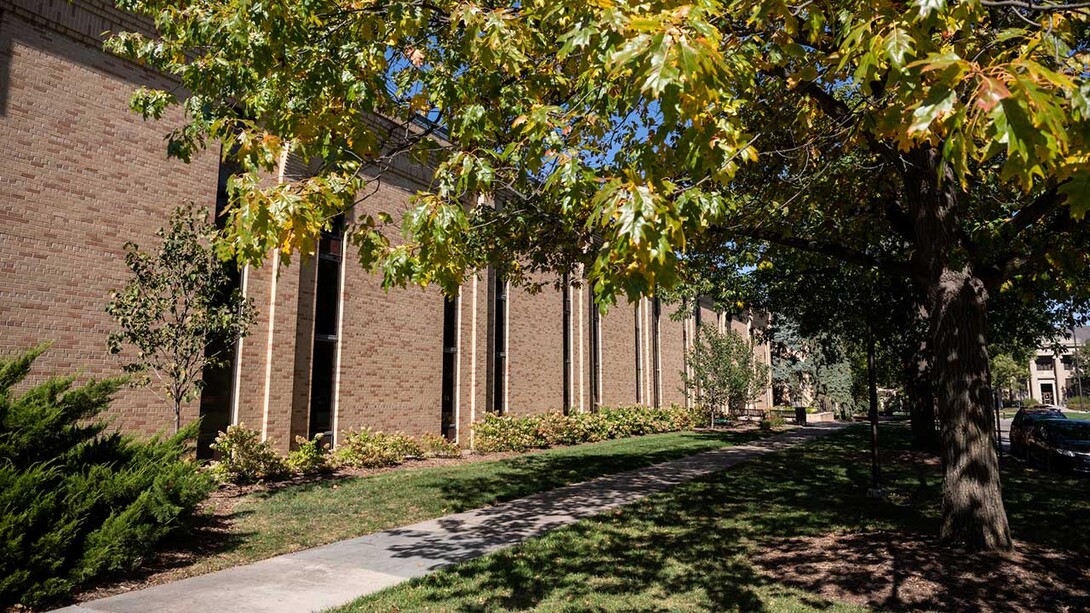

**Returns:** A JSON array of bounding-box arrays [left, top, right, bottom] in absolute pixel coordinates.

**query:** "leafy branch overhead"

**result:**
[[109, 0, 1089, 550], [108, 0, 1089, 301]]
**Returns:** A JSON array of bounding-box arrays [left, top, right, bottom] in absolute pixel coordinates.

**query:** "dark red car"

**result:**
[[1009, 408, 1066, 457]]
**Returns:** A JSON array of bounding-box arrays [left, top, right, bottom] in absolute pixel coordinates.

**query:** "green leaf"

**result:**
[[1060, 170, 1090, 220], [884, 28, 914, 68], [909, 86, 956, 134], [915, 0, 945, 19], [1072, 83, 1090, 120], [642, 34, 679, 97]]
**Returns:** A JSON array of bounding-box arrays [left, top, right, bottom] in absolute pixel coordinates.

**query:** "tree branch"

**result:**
[[980, 0, 1090, 11], [728, 226, 913, 278], [996, 185, 1062, 243]]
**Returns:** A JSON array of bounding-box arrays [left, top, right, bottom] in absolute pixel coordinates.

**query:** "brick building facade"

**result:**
[[0, 0, 770, 452]]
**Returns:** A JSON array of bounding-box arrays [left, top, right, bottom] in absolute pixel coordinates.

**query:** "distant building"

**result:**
[[1027, 327, 1090, 406]]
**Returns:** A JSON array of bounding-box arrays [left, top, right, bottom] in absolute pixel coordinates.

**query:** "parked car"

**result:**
[[1009, 408, 1066, 457], [1026, 420, 1090, 474]]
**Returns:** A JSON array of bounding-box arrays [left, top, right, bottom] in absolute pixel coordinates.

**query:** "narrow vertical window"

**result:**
[[197, 150, 243, 458], [634, 303, 642, 404], [652, 297, 662, 408], [441, 296, 458, 440], [562, 274, 572, 414], [589, 292, 601, 410], [309, 215, 344, 440], [492, 271, 507, 414]]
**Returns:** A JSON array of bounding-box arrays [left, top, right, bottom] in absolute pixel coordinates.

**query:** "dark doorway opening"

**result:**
[[441, 296, 458, 440], [652, 297, 662, 408], [562, 274, 572, 414], [589, 291, 601, 411], [308, 215, 344, 441], [1041, 382, 1055, 406], [197, 151, 243, 458], [492, 272, 507, 414]]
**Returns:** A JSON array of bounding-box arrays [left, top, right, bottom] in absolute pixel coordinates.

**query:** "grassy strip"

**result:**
[[170, 429, 773, 579], [337, 425, 1090, 612]]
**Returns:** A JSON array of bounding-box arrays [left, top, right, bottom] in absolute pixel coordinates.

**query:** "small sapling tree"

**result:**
[[683, 325, 770, 426], [107, 203, 255, 433]]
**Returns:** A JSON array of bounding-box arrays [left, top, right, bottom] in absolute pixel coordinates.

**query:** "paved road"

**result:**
[[56, 424, 847, 613]]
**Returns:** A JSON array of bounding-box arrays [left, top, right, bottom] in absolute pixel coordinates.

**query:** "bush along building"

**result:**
[[0, 0, 772, 455]]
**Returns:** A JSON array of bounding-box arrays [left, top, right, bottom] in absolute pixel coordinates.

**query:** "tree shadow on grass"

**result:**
[[353, 430, 877, 612], [428, 429, 778, 510], [752, 530, 1090, 612], [355, 426, 1090, 612]]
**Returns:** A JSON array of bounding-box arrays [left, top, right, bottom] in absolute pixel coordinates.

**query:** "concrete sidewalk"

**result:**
[[58, 423, 847, 613]]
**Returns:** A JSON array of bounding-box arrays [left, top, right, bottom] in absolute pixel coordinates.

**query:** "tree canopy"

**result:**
[[108, 0, 1090, 551]]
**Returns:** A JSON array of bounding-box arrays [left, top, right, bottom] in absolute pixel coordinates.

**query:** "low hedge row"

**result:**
[[472, 405, 699, 453], [208, 425, 463, 484], [210, 405, 703, 484]]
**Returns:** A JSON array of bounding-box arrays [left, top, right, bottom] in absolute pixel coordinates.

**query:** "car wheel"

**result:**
[[1046, 453, 1054, 473]]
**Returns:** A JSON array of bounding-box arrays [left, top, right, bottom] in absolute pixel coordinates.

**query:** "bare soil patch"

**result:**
[[752, 530, 1090, 612]]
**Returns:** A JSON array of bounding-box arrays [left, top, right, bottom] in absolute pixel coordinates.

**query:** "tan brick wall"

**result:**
[[697, 302, 718, 336], [0, 6, 219, 436], [658, 304, 689, 407], [456, 270, 492, 446], [250, 260, 302, 453], [506, 277, 565, 415], [333, 177, 445, 439], [571, 281, 592, 413], [599, 299, 639, 406], [0, 1, 718, 449]]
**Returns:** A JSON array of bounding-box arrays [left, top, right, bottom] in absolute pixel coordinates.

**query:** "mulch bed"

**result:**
[[752, 530, 1090, 612]]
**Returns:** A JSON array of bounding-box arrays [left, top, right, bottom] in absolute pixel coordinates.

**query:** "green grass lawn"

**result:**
[[168, 429, 772, 579], [335, 425, 1090, 612]]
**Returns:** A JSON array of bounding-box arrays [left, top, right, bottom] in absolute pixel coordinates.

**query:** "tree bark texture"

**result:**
[[906, 342, 939, 451], [905, 148, 1012, 551], [868, 334, 882, 491]]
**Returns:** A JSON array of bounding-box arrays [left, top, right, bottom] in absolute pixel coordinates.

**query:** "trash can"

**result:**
[[794, 406, 807, 425]]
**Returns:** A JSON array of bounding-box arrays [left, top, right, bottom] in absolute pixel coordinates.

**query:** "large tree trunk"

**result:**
[[906, 341, 939, 451], [867, 333, 882, 492], [906, 147, 1012, 552], [929, 269, 1011, 550]]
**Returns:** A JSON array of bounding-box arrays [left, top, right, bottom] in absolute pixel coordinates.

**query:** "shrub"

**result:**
[[286, 433, 331, 475], [333, 428, 424, 468], [1066, 396, 1090, 411], [0, 346, 213, 608], [760, 413, 786, 431], [472, 404, 700, 453], [208, 424, 288, 484], [472, 414, 549, 453], [419, 434, 461, 458]]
